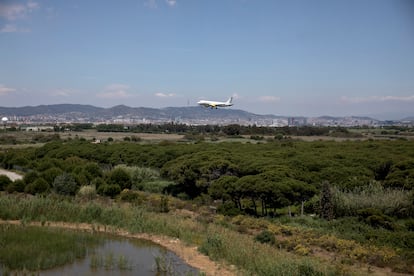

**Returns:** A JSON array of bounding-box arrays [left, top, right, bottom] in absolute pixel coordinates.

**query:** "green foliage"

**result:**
[[6, 179, 25, 193], [159, 195, 169, 213], [81, 202, 103, 222], [53, 173, 78, 195], [119, 189, 144, 203], [255, 230, 276, 245], [406, 219, 414, 231], [0, 175, 12, 190], [374, 161, 393, 180], [0, 135, 18, 144], [332, 182, 413, 218], [0, 194, 399, 275], [24, 178, 50, 194], [83, 163, 103, 179], [384, 160, 414, 189], [216, 201, 242, 216], [97, 184, 121, 198], [107, 167, 132, 190], [116, 165, 160, 191], [357, 208, 396, 230], [3, 136, 414, 225], [77, 185, 97, 200], [140, 180, 174, 193], [41, 167, 64, 185], [0, 224, 101, 271], [198, 234, 224, 260], [23, 171, 40, 185], [319, 181, 334, 220]]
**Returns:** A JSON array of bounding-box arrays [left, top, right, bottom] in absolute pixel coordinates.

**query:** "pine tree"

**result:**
[[320, 181, 334, 220]]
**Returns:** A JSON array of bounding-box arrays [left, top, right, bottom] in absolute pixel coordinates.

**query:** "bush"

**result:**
[[23, 171, 39, 185], [217, 201, 241, 216], [77, 185, 96, 200], [108, 168, 131, 190], [0, 175, 12, 191], [81, 203, 102, 222], [357, 208, 396, 230], [119, 189, 144, 204], [24, 178, 50, 194], [97, 184, 121, 198], [332, 182, 413, 218], [6, 179, 25, 193], [406, 219, 414, 231], [198, 234, 223, 260], [255, 230, 276, 245], [53, 173, 78, 195]]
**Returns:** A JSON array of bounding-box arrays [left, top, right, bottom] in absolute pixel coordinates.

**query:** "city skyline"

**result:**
[[1, 0, 413, 120]]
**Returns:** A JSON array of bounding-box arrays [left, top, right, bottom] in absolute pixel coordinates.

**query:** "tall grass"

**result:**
[[0, 194, 341, 275], [0, 224, 101, 270], [332, 181, 413, 218]]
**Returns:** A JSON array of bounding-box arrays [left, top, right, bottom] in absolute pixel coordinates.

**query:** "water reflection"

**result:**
[[41, 236, 199, 276]]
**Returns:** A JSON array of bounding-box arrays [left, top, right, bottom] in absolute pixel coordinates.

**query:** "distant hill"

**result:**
[[0, 104, 282, 124], [0, 104, 408, 126], [401, 117, 414, 122]]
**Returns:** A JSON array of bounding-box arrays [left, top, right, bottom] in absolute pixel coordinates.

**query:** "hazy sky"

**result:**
[[1, 0, 413, 119]]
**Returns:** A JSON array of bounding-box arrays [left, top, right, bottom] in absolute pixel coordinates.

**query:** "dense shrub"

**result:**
[[332, 182, 413, 218], [320, 181, 334, 220], [119, 189, 143, 203], [97, 184, 121, 198], [198, 234, 224, 260], [217, 201, 242, 216], [53, 173, 78, 195], [0, 175, 12, 191], [77, 185, 96, 200], [23, 171, 39, 185], [24, 178, 50, 194], [406, 219, 414, 231], [107, 167, 131, 190], [6, 179, 25, 193], [357, 208, 396, 230], [255, 230, 276, 245]]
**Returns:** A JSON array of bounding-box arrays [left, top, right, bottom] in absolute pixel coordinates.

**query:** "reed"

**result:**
[[0, 194, 347, 275], [0, 224, 101, 271]]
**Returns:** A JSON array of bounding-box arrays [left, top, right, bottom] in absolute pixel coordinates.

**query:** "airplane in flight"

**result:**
[[197, 97, 233, 109]]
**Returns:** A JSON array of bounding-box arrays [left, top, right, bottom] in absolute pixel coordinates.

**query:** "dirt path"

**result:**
[[0, 220, 236, 276], [0, 169, 23, 181]]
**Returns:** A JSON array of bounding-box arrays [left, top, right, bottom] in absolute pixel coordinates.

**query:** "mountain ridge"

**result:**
[[0, 104, 412, 126]]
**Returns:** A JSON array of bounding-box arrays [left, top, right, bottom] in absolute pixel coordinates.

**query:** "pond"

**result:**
[[41, 237, 200, 276], [0, 225, 199, 276]]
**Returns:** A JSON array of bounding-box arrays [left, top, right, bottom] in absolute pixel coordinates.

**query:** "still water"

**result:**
[[40, 236, 199, 276]]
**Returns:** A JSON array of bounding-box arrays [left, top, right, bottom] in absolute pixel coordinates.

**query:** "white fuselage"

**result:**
[[197, 97, 233, 109]]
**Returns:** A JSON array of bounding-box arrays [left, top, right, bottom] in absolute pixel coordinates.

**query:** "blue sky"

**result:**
[[1, 0, 413, 119]]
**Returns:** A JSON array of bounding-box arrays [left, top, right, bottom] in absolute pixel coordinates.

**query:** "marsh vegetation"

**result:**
[[0, 127, 413, 275], [0, 224, 199, 275]]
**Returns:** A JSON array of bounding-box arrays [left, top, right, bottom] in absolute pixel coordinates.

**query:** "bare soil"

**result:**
[[0, 169, 23, 181]]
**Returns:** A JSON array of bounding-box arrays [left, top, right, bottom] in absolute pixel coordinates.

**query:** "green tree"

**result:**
[[24, 178, 50, 194], [41, 167, 64, 186], [6, 179, 25, 193], [320, 181, 334, 220], [0, 175, 12, 191], [53, 173, 78, 195], [23, 171, 39, 185], [236, 175, 262, 215], [107, 167, 132, 190]]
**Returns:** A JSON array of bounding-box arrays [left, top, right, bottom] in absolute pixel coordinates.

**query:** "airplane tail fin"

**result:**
[[226, 97, 233, 104]]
